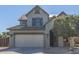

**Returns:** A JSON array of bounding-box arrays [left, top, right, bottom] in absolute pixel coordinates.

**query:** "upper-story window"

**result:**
[[32, 18, 43, 27], [34, 8, 40, 14]]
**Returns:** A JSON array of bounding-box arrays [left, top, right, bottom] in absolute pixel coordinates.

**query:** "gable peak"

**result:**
[[58, 11, 67, 17], [34, 5, 40, 8], [25, 5, 49, 16]]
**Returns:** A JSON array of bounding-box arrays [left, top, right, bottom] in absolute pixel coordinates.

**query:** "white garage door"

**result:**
[[15, 34, 44, 47]]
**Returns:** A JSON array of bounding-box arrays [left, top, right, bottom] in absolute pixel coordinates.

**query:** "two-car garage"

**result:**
[[14, 34, 44, 47]]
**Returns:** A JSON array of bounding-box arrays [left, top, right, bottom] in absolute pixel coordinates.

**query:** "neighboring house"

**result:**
[[7, 5, 74, 48]]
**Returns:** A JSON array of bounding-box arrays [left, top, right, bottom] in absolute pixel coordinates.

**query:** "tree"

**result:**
[[53, 15, 79, 38], [0, 33, 2, 38], [0, 32, 10, 39]]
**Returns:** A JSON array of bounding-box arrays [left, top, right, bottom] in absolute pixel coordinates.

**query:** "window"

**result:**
[[34, 8, 40, 14], [20, 20, 27, 25], [32, 18, 43, 27]]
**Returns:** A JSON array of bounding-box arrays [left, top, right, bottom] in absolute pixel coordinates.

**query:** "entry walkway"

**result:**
[[44, 47, 70, 54]]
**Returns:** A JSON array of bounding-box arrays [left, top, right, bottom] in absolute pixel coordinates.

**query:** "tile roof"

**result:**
[[7, 25, 44, 30], [19, 15, 27, 21]]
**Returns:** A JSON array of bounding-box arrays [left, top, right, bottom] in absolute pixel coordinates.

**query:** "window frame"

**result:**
[[32, 17, 43, 27]]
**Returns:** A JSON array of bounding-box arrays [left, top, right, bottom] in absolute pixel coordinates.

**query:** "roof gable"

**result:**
[[25, 5, 49, 16], [57, 11, 67, 17]]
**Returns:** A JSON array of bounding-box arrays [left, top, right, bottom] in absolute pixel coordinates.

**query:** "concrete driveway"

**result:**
[[0, 47, 79, 54], [0, 47, 44, 54]]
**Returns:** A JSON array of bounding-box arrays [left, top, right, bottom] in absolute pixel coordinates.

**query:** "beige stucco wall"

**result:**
[[69, 37, 75, 48], [58, 36, 64, 47], [26, 9, 49, 27], [45, 19, 55, 34], [44, 18, 55, 48], [9, 34, 15, 47]]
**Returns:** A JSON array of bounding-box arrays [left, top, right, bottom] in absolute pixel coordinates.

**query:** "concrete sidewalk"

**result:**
[[0, 47, 79, 54]]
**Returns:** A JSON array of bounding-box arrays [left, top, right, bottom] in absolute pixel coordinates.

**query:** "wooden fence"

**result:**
[[0, 38, 9, 47]]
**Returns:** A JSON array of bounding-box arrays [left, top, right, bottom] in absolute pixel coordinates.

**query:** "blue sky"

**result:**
[[0, 5, 79, 32]]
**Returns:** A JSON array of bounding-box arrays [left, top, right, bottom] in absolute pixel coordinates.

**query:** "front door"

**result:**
[[50, 30, 58, 47]]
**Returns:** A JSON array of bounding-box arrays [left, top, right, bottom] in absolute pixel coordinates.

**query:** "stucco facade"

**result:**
[[8, 6, 49, 48], [7, 5, 74, 48], [26, 8, 49, 27]]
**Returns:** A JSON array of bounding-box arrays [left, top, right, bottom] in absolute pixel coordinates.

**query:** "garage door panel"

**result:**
[[15, 34, 44, 47]]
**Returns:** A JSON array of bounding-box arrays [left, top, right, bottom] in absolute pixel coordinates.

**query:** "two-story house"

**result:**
[[7, 5, 74, 48]]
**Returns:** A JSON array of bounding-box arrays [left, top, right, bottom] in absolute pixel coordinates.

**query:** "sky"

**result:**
[[0, 5, 79, 32]]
